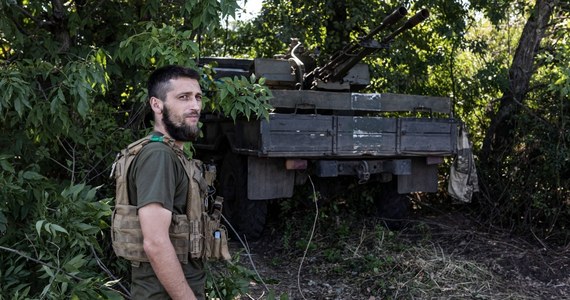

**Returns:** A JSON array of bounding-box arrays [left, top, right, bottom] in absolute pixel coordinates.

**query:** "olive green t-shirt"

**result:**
[[127, 141, 188, 214]]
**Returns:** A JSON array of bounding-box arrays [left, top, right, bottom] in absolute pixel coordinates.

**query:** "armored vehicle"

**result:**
[[196, 7, 463, 239]]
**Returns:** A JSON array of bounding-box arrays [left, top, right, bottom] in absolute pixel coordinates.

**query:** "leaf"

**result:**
[[75, 222, 98, 234], [49, 224, 69, 236], [188, 41, 199, 54], [226, 83, 236, 96], [235, 102, 244, 113], [77, 95, 89, 118], [0, 159, 15, 173], [22, 171, 44, 180], [61, 282, 68, 294], [192, 15, 202, 29], [63, 183, 86, 199], [246, 95, 258, 106], [64, 254, 86, 273], [220, 88, 228, 101], [6, 85, 13, 103], [85, 186, 97, 201], [14, 97, 23, 116], [36, 220, 45, 236], [0, 211, 7, 234], [42, 265, 54, 277]]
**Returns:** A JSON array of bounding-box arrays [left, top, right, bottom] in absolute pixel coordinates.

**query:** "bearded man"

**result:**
[[127, 65, 205, 300]]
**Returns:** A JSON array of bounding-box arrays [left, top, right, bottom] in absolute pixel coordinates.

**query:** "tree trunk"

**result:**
[[481, 0, 559, 162], [51, 0, 71, 53], [324, 1, 348, 55]]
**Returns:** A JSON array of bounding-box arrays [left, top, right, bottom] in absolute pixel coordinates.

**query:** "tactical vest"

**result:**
[[110, 135, 230, 264]]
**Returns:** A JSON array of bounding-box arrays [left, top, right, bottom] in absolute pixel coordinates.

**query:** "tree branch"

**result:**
[[0, 245, 83, 281]]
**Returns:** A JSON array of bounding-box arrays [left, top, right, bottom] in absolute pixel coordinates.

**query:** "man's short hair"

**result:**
[[147, 65, 200, 101]]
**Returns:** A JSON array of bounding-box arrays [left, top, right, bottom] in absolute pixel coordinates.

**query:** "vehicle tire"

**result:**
[[374, 181, 411, 230], [220, 152, 268, 241]]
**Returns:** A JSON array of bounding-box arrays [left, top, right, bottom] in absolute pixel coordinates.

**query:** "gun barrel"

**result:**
[[364, 7, 408, 40], [402, 9, 430, 30], [381, 9, 430, 43]]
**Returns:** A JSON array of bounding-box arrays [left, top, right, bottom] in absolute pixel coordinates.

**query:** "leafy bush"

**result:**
[[0, 183, 124, 299], [0, 0, 273, 298]]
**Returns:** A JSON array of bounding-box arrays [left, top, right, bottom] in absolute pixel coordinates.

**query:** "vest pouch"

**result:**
[[111, 204, 148, 262], [189, 219, 204, 259], [112, 203, 191, 264], [203, 215, 231, 261], [216, 225, 231, 261], [170, 214, 190, 264]]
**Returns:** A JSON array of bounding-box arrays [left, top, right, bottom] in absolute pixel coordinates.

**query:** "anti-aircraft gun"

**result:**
[[195, 7, 465, 240], [301, 7, 429, 90]]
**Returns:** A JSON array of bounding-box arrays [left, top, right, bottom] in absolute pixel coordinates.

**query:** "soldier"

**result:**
[[127, 65, 205, 299]]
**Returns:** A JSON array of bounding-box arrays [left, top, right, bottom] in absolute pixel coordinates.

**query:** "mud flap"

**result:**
[[397, 158, 438, 193]]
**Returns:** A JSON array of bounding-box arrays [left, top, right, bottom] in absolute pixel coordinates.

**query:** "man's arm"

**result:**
[[139, 203, 197, 300]]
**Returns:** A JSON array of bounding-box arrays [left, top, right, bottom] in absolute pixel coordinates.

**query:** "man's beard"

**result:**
[[162, 105, 200, 142]]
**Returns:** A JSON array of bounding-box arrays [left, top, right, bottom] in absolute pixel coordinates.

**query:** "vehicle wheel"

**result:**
[[220, 152, 268, 241], [374, 181, 411, 230]]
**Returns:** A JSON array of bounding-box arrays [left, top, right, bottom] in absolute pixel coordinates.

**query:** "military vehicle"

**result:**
[[196, 7, 462, 239]]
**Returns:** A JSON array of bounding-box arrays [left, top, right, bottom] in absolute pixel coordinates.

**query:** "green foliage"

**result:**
[[219, 0, 475, 98], [0, 0, 272, 298], [206, 251, 289, 300], [223, 0, 403, 59], [213, 74, 273, 121], [0, 184, 122, 299], [117, 23, 199, 68], [206, 255, 256, 299]]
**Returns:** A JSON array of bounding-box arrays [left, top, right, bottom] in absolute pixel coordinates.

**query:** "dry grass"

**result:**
[[234, 208, 570, 300], [380, 244, 521, 299]]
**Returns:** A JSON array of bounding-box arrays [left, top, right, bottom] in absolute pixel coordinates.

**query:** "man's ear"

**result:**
[[149, 97, 163, 114]]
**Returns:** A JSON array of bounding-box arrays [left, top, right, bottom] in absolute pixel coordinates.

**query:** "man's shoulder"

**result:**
[[139, 141, 178, 158], [142, 140, 173, 150]]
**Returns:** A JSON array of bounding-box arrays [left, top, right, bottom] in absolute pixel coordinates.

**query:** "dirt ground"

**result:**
[[229, 207, 570, 300]]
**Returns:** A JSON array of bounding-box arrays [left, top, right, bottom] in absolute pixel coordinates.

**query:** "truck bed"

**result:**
[[198, 90, 458, 159]]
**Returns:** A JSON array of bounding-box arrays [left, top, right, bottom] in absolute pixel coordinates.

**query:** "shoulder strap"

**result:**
[[112, 134, 175, 205], [111, 136, 152, 206], [111, 134, 178, 179]]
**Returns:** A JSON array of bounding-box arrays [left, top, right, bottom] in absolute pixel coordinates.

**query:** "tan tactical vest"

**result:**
[[110, 135, 230, 264]]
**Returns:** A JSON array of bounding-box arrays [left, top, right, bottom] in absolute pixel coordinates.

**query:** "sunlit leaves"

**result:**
[[214, 74, 273, 121], [117, 23, 199, 68]]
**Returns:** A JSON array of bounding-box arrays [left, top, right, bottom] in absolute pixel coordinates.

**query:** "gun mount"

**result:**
[[302, 7, 429, 90], [289, 7, 429, 89]]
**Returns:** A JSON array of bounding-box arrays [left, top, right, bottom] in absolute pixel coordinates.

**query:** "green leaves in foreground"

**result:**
[[0, 183, 124, 299]]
